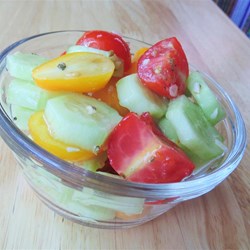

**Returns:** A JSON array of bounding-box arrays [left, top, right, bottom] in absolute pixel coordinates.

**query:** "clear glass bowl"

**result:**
[[0, 30, 247, 229]]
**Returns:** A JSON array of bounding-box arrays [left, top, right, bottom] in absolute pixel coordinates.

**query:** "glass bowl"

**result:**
[[0, 30, 247, 229]]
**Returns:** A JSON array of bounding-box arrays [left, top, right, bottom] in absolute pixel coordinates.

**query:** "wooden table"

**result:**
[[0, 0, 249, 249]]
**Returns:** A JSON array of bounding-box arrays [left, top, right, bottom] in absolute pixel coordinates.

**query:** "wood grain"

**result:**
[[0, 0, 249, 249]]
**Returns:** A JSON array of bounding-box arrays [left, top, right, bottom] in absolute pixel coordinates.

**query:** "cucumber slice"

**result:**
[[66, 200, 116, 221], [67, 45, 124, 77], [44, 93, 122, 153], [179, 144, 211, 169], [6, 78, 63, 110], [166, 95, 226, 161], [117, 74, 168, 119], [158, 117, 179, 144], [158, 116, 210, 169], [6, 52, 47, 81], [25, 166, 116, 221], [187, 71, 226, 125], [80, 152, 107, 172], [11, 105, 34, 130], [67, 45, 111, 57], [75, 187, 144, 215], [26, 163, 143, 218]]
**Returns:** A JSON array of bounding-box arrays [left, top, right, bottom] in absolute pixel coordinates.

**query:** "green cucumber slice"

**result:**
[[66, 45, 124, 77], [80, 152, 107, 172], [6, 78, 63, 110], [26, 165, 144, 219], [67, 45, 112, 57], [158, 117, 179, 144], [6, 52, 47, 81], [166, 95, 226, 161], [11, 105, 34, 130], [117, 74, 168, 119], [158, 116, 211, 169], [187, 71, 226, 125], [44, 93, 122, 153], [66, 200, 116, 221], [24, 166, 116, 221], [75, 187, 144, 215], [179, 144, 211, 170]]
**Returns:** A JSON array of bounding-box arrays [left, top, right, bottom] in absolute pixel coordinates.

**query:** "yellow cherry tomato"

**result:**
[[32, 52, 115, 93], [91, 77, 129, 116], [133, 47, 149, 62], [125, 47, 148, 75], [28, 111, 95, 161]]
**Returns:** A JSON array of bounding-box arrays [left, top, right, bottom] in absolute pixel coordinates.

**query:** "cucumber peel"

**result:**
[[158, 116, 213, 169], [187, 71, 226, 125], [166, 95, 226, 161], [158, 117, 179, 144]]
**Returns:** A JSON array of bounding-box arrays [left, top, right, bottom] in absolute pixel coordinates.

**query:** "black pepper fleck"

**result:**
[[57, 62, 67, 70]]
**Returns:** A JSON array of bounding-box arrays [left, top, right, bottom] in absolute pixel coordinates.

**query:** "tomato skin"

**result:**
[[32, 52, 114, 93], [107, 112, 195, 184], [145, 198, 176, 205], [140, 112, 177, 147], [76, 30, 131, 71], [137, 37, 189, 99]]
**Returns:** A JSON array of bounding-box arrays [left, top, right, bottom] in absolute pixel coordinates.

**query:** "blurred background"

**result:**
[[214, 0, 250, 37]]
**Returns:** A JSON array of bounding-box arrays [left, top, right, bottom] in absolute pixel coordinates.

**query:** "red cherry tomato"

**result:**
[[107, 112, 194, 184], [137, 37, 189, 99], [76, 30, 131, 71]]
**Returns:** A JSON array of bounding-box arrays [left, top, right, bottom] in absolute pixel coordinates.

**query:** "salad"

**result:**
[[6, 30, 227, 185]]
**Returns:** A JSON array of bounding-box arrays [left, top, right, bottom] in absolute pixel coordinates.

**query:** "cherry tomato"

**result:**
[[91, 77, 129, 116], [140, 112, 177, 146], [137, 37, 189, 99], [76, 30, 131, 71], [107, 112, 194, 184], [133, 47, 149, 62], [29, 111, 95, 161], [32, 52, 114, 92]]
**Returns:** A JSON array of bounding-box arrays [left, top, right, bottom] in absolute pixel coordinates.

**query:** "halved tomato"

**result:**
[[137, 37, 189, 99], [32, 52, 114, 93], [107, 112, 194, 184]]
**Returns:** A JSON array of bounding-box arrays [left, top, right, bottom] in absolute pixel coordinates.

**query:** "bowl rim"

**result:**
[[0, 30, 247, 199]]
